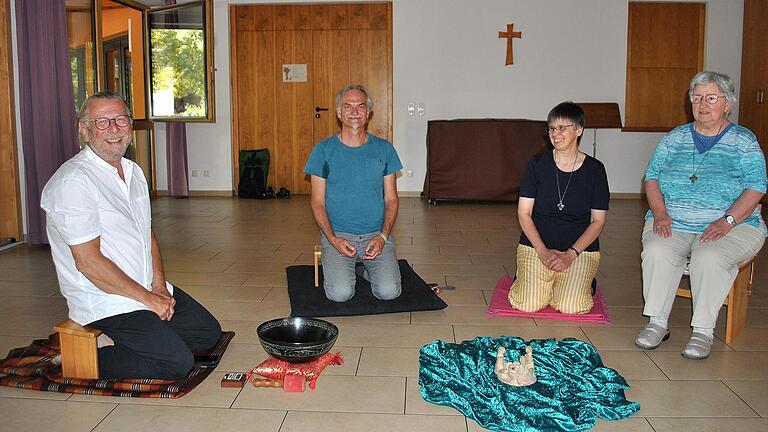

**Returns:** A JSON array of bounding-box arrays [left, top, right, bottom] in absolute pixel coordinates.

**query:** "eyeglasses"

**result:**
[[690, 94, 726, 104], [547, 124, 575, 134], [85, 115, 132, 130]]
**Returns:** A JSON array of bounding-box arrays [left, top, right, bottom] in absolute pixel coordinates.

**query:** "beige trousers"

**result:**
[[641, 218, 765, 328], [509, 244, 600, 314]]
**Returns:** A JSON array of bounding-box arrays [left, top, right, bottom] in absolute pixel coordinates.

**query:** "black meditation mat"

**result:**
[[286, 259, 448, 317]]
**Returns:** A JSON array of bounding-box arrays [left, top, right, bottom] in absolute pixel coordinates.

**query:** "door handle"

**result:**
[[315, 107, 329, 118]]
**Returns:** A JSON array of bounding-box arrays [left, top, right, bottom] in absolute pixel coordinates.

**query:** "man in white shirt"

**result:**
[[41, 92, 220, 379]]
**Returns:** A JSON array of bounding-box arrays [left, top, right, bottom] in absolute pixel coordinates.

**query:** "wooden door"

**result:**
[[739, 0, 768, 153], [310, 3, 390, 143], [231, 15, 314, 196], [231, 3, 392, 194]]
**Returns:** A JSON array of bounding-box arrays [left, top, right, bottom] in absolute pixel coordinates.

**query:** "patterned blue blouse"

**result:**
[[644, 123, 767, 234]]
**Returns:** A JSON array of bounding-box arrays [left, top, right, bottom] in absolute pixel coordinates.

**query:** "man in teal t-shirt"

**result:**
[[304, 84, 403, 302]]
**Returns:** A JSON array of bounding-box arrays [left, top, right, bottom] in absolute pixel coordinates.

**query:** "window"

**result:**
[[65, 0, 96, 111], [148, 0, 215, 122]]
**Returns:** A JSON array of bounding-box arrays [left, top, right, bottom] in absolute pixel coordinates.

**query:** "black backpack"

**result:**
[[238, 149, 270, 199]]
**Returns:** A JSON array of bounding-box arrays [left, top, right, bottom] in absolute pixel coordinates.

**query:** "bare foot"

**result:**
[[97, 333, 114, 348]]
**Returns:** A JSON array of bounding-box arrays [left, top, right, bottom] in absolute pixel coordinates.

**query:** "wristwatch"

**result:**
[[724, 215, 737, 226]]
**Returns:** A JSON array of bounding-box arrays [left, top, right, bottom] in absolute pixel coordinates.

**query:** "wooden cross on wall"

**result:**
[[498, 23, 522, 65]]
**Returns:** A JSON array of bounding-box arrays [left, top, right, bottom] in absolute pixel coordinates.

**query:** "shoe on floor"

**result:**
[[634, 323, 670, 350], [681, 332, 713, 360], [276, 187, 291, 199]]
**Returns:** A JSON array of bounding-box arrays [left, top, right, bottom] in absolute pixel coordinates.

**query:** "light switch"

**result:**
[[417, 104, 425, 116]]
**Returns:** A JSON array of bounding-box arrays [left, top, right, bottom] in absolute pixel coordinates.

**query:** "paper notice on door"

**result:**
[[282, 64, 308, 82]]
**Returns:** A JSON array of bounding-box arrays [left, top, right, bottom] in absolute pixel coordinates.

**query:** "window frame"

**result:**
[[145, 0, 216, 123]]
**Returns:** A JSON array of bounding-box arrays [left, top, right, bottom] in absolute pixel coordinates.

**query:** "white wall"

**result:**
[[149, 0, 745, 194]]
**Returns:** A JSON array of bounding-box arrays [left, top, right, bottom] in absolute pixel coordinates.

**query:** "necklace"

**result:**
[[690, 122, 725, 183], [554, 150, 579, 211]]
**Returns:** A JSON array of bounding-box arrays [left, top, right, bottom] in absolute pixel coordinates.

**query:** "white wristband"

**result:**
[[377, 232, 388, 242]]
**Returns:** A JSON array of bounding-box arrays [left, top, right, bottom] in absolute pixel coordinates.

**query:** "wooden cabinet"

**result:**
[[739, 0, 768, 154], [422, 119, 549, 203]]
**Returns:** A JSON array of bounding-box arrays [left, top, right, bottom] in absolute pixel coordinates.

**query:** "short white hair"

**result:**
[[688, 71, 738, 106], [335, 84, 373, 112]]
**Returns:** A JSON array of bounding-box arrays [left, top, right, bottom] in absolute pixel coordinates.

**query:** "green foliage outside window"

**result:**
[[150, 28, 206, 117]]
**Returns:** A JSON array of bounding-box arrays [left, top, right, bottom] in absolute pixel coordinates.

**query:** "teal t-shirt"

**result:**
[[304, 134, 402, 235], [644, 123, 767, 234]]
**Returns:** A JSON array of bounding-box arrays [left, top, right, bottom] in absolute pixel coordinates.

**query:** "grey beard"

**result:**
[[89, 142, 129, 163]]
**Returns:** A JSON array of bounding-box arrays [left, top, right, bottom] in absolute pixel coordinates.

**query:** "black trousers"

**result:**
[[88, 286, 221, 380]]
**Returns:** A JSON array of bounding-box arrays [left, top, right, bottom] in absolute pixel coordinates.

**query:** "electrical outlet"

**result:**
[[191, 170, 199, 177], [406, 170, 414, 177]]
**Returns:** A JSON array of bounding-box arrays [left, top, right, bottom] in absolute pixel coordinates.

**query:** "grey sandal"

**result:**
[[681, 333, 713, 360], [634, 323, 670, 350]]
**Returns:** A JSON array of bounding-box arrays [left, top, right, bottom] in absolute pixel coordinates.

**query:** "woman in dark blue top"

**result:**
[[508, 102, 610, 314]]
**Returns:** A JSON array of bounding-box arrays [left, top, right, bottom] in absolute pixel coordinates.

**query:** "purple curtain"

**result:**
[[164, 0, 189, 197], [15, 0, 79, 244], [166, 122, 189, 196]]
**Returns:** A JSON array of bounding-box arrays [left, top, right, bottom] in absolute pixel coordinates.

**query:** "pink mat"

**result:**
[[486, 276, 611, 324]]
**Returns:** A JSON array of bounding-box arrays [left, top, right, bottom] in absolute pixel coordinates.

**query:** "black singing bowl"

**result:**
[[256, 317, 339, 363]]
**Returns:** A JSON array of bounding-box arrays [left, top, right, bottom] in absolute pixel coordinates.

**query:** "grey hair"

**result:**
[[77, 91, 132, 122], [77, 91, 132, 147], [688, 71, 738, 106], [334, 84, 373, 112]]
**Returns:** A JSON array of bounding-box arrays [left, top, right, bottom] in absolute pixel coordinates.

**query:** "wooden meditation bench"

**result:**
[[314, 245, 322, 287], [53, 319, 100, 379], [676, 257, 756, 343]]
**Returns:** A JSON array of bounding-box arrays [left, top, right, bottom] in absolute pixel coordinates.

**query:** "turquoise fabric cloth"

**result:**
[[419, 337, 639, 432]]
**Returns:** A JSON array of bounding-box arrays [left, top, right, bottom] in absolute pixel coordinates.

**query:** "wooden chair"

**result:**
[[313, 245, 322, 287], [676, 257, 756, 343], [53, 319, 101, 379]]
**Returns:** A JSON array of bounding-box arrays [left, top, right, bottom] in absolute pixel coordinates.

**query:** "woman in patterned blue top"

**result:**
[[636, 71, 767, 359]]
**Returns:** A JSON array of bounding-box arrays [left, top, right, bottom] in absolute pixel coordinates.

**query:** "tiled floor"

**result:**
[[1, 196, 767, 431]]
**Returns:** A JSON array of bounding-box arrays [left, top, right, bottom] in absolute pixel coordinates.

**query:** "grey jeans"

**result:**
[[320, 231, 402, 302]]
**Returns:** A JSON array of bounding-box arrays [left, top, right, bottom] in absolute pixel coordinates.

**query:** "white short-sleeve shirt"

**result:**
[[41, 146, 172, 325]]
